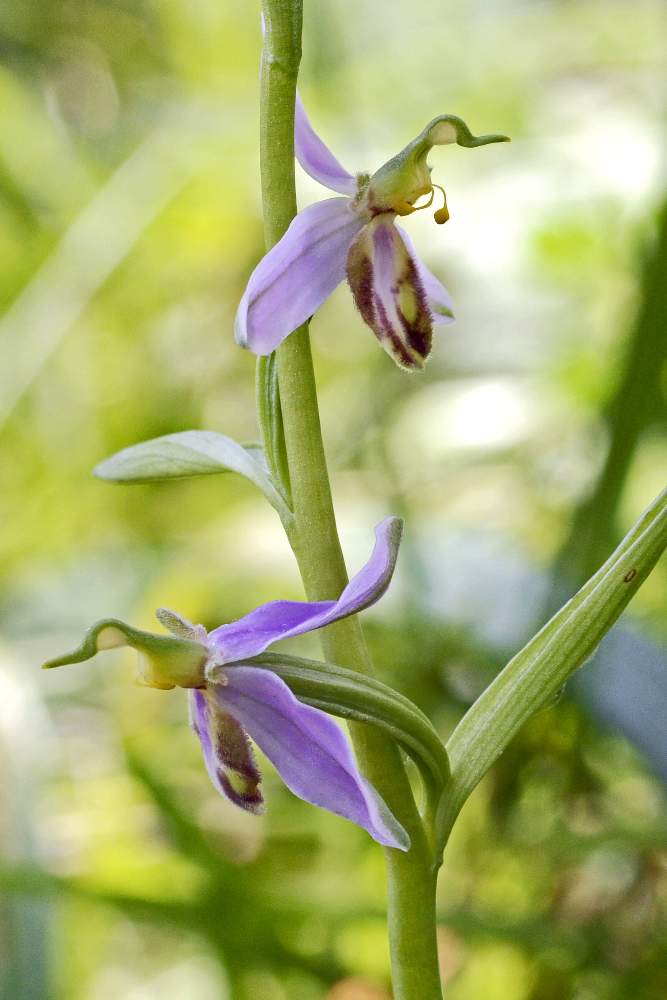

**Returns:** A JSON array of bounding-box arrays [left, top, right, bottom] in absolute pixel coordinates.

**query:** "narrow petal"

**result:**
[[215, 667, 409, 849], [208, 517, 402, 662], [189, 689, 263, 813], [346, 216, 433, 370], [397, 226, 455, 325], [295, 93, 357, 196], [235, 197, 364, 354]]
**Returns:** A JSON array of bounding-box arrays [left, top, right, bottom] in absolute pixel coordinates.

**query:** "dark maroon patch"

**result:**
[[216, 769, 264, 813], [346, 233, 375, 329], [346, 221, 433, 370], [374, 296, 414, 367], [216, 709, 264, 813], [397, 255, 432, 362]]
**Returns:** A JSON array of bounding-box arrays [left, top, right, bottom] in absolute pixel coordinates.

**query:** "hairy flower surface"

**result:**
[[236, 95, 508, 369], [44, 518, 409, 850]]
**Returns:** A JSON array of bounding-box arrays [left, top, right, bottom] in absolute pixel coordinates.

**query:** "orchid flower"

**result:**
[[43, 518, 409, 850], [236, 95, 509, 370]]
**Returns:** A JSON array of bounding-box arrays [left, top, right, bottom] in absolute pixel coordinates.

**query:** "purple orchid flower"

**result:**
[[236, 95, 509, 370], [43, 517, 409, 850]]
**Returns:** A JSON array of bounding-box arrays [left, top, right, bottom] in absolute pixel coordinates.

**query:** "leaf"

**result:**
[[244, 651, 450, 849], [443, 486, 667, 838], [94, 430, 291, 522]]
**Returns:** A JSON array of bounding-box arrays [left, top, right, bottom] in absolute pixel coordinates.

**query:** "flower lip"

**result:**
[[346, 217, 433, 371], [190, 688, 264, 814]]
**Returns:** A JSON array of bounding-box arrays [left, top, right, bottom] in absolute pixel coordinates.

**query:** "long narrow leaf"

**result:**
[[443, 487, 667, 835]]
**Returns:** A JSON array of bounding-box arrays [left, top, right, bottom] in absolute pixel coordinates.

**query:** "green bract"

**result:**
[[94, 430, 292, 525]]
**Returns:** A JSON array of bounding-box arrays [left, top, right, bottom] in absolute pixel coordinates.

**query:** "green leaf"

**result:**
[[94, 430, 292, 523], [443, 486, 667, 837], [247, 652, 450, 850]]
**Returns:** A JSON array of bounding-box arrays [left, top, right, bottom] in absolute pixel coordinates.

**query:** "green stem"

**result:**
[[258, 3, 443, 997]]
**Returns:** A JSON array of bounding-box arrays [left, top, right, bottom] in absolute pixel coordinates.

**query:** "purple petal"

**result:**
[[397, 226, 455, 325], [295, 93, 357, 196], [346, 217, 433, 370], [215, 667, 409, 849], [208, 517, 402, 662], [235, 197, 364, 355], [189, 689, 263, 813]]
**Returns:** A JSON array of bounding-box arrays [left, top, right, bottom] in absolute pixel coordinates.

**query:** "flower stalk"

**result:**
[[258, 1, 444, 996]]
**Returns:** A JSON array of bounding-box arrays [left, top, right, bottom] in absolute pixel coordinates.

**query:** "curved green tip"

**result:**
[[42, 617, 208, 689], [464, 132, 511, 147], [424, 115, 510, 148], [42, 619, 130, 669]]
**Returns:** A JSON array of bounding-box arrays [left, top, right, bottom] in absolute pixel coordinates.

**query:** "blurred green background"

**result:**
[[1, 1, 666, 997]]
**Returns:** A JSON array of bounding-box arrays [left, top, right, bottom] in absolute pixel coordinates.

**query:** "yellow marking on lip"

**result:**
[[399, 283, 418, 323]]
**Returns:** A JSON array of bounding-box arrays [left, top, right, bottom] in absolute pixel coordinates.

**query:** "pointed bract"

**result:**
[[215, 667, 409, 849], [208, 516, 402, 662], [346, 217, 433, 370]]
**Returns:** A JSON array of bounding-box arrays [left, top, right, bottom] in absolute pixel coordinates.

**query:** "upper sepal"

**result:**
[[295, 92, 357, 196], [42, 617, 208, 690]]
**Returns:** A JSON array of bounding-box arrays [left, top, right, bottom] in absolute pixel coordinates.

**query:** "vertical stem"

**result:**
[[258, 3, 443, 997]]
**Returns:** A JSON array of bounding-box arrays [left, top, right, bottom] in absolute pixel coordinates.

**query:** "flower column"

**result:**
[[258, 1, 444, 997]]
